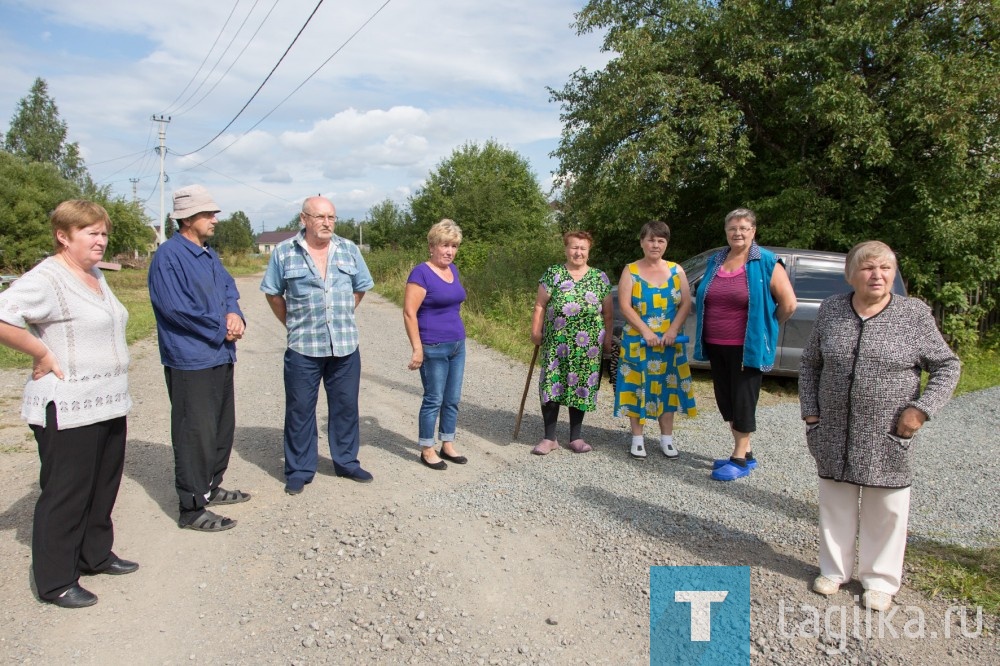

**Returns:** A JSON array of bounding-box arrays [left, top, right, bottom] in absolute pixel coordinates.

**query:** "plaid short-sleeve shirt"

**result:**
[[260, 231, 374, 357]]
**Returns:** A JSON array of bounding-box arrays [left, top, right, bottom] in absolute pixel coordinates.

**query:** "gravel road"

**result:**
[[0, 274, 996, 665]]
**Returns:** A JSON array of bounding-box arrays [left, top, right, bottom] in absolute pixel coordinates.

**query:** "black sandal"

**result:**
[[208, 487, 251, 505], [180, 510, 237, 532]]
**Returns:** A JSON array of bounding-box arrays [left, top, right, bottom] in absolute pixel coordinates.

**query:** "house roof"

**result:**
[[256, 231, 298, 244]]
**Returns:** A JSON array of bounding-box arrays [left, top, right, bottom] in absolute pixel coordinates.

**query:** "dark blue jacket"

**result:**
[[148, 234, 243, 370]]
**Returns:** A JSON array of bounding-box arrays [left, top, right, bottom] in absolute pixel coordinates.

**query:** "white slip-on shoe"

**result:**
[[812, 575, 840, 596], [660, 440, 678, 458], [630, 440, 647, 458], [863, 590, 893, 612]]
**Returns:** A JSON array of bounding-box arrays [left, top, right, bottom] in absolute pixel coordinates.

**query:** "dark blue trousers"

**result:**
[[283, 348, 362, 485]]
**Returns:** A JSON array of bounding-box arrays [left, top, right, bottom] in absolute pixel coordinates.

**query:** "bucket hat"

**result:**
[[170, 185, 221, 220]]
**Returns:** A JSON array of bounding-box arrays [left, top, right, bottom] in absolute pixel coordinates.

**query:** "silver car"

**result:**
[[610, 247, 908, 377]]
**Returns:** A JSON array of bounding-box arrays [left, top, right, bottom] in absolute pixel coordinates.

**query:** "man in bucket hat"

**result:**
[[148, 184, 251, 531]]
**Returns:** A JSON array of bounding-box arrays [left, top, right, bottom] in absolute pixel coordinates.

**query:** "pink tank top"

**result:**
[[704, 265, 749, 345]]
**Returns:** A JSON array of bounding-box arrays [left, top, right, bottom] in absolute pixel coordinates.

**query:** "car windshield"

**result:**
[[680, 250, 713, 278]]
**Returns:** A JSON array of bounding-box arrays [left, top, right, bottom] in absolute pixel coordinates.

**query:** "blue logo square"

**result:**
[[650, 566, 750, 665]]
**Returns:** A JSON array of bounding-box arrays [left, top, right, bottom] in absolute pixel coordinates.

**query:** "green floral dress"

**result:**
[[538, 265, 612, 412]]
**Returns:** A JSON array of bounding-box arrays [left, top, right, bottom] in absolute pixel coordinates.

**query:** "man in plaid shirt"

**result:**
[[261, 196, 375, 494]]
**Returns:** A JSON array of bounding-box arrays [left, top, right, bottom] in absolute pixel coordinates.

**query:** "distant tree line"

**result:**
[[1, 78, 155, 270]]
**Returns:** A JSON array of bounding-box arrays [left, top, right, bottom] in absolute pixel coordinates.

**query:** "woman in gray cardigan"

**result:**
[[799, 241, 960, 613]]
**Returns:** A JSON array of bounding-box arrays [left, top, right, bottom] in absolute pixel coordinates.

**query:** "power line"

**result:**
[[168, 153, 297, 204], [160, 0, 242, 115], [172, 0, 269, 117], [177, 0, 394, 167], [173, 0, 328, 157], [95, 149, 155, 185], [86, 148, 149, 167]]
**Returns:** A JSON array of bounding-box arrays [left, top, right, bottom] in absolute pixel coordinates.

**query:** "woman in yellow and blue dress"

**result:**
[[614, 220, 697, 459]]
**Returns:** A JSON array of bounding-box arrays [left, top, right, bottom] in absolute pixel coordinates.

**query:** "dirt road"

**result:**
[[0, 275, 994, 665]]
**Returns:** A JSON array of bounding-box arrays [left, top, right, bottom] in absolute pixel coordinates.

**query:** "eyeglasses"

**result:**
[[726, 226, 754, 235], [303, 212, 337, 222]]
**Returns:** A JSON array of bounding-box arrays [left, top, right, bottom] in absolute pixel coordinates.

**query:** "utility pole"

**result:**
[[152, 115, 171, 245], [129, 177, 139, 203]]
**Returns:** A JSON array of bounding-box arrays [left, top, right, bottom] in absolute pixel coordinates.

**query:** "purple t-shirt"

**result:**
[[407, 262, 467, 344]]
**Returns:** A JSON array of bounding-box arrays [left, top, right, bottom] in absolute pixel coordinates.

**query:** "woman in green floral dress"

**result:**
[[529, 231, 614, 454]]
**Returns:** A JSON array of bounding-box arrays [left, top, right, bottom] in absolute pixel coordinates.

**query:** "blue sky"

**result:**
[[0, 0, 609, 231]]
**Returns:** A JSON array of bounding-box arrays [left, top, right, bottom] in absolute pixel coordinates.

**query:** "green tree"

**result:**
[[275, 216, 302, 232], [96, 194, 155, 257], [409, 140, 550, 243], [3, 78, 91, 188], [553, 0, 1000, 344], [212, 210, 256, 255], [364, 199, 411, 250], [0, 152, 79, 270]]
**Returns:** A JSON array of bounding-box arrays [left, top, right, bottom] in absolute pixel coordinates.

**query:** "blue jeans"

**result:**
[[418, 339, 466, 448], [283, 348, 362, 485]]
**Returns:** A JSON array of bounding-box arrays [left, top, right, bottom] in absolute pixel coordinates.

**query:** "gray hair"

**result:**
[[724, 208, 757, 227], [845, 240, 897, 280]]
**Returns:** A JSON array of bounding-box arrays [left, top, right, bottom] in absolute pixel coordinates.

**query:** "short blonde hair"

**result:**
[[428, 219, 462, 247], [51, 200, 112, 251], [845, 240, 897, 279]]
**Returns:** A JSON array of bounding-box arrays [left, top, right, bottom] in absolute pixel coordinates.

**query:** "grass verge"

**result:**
[[907, 541, 1000, 617]]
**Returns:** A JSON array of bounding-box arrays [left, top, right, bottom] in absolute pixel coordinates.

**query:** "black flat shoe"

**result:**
[[421, 455, 447, 470], [82, 556, 138, 576], [45, 584, 97, 609], [438, 449, 467, 464]]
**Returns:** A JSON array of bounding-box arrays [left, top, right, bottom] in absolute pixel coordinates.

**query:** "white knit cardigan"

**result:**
[[0, 257, 131, 429]]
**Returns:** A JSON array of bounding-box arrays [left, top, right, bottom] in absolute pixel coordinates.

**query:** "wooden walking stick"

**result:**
[[513, 345, 540, 439]]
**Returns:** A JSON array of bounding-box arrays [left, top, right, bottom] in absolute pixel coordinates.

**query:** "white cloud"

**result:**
[[0, 0, 609, 229]]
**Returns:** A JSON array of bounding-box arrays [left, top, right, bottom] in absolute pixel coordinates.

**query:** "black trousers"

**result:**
[[164, 364, 235, 520], [31, 402, 126, 600], [704, 343, 763, 433]]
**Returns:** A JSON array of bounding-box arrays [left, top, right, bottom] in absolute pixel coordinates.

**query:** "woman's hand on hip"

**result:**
[[33, 350, 64, 381], [408, 349, 423, 371]]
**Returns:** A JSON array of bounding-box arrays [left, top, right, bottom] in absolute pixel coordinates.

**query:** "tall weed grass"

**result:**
[[368, 234, 565, 363]]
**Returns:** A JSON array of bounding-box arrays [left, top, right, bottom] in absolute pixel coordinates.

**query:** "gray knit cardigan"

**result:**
[[799, 293, 960, 488]]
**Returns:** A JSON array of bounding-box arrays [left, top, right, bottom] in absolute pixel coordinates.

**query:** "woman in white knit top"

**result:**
[[0, 200, 136, 609]]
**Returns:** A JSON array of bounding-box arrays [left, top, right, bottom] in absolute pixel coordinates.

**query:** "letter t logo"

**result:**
[[674, 591, 728, 641]]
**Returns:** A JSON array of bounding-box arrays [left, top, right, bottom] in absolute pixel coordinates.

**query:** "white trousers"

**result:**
[[817, 478, 911, 594]]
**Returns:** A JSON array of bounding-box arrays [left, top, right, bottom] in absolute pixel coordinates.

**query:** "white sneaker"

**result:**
[[863, 590, 893, 612], [812, 575, 840, 596], [630, 440, 647, 458], [661, 440, 678, 458]]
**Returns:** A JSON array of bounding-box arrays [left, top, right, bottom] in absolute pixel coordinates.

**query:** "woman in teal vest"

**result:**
[[694, 208, 797, 481]]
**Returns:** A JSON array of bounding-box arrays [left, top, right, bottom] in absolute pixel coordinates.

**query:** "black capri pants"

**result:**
[[704, 343, 763, 433]]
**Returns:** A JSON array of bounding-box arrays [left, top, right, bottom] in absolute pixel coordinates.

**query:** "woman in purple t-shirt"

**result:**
[[403, 219, 468, 470]]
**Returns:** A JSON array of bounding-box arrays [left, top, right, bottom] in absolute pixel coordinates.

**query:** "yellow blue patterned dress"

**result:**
[[614, 262, 697, 422]]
